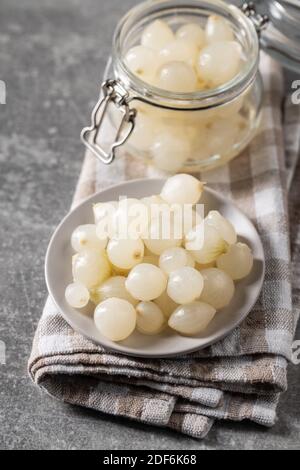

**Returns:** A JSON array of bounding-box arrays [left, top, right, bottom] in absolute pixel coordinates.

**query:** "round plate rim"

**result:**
[[45, 177, 265, 358]]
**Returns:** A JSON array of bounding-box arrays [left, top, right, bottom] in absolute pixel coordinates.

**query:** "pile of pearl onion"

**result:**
[[122, 16, 243, 172], [64, 174, 254, 342], [125, 16, 241, 92]]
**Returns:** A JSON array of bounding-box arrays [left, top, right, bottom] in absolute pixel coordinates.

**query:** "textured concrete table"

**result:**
[[0, 0, 299, 450]]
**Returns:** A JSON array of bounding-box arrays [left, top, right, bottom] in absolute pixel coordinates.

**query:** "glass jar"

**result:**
[[82, 0, 267, 173]]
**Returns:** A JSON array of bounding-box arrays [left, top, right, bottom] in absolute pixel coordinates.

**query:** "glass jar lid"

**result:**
[[261, 0, 300, 72]]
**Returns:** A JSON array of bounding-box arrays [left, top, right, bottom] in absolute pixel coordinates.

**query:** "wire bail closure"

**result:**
[[81, 79, 136, 164], [241, 2, 269, 34]]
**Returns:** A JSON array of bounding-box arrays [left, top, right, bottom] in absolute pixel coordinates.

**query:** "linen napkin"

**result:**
[[28, 54, 300, 439]]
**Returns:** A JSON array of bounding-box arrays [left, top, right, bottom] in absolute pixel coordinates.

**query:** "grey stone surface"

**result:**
[[0, 0, 299, 450]]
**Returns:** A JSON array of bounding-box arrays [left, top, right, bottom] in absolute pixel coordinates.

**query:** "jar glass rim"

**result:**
[[112, 0, 259, 109]]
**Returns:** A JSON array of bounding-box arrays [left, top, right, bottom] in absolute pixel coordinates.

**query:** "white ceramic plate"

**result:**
[[45, 178, 265, 358]]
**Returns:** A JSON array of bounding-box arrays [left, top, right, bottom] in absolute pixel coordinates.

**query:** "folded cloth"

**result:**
[[28, 54, 300, 439]]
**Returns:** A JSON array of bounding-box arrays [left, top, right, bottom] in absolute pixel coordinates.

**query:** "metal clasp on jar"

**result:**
[[241, 2, 269, 34], [81, 79, 136, 164]]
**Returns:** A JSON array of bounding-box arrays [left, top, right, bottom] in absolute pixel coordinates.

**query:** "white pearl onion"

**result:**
[[205, 118, 239, 156], [216, 242, 253, 280], [160, 174, 204, 205], [141, 19, 174, 51], [94, 298, 136, 341], [90, 276, 138, 306], [125, 45, 157, 83], [216, 95, 244, 118], [176, 23, 205, 49], [185, 221, 227, 264], [71, 224, 107, 253], [107, 238, 144, 270], [112, 198, 149, 239], [159, 247, 195, 274], [156, 61, 197, 93], [125, 263, 167, 301], [136, 301, 166, 335], [94, 201, 117, 240], [143, 215, 182, 256], [151, 130, 191, 172], [72, 250, 111, 289], [200, 267, 235, 309], [159, 39, 199, 67], [205, 15, 234, 43], [65, 282, 90, 308], [128, 111, 158, 151], [154, 291, 178, 319], [197, 41, 241, 87], [167, 266, 204, 304], [168, 301, 216, 335], [206, 210, 237, 245]]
